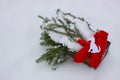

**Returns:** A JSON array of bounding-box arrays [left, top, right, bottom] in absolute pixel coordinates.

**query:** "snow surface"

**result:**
[[0, 0, 120, 80]]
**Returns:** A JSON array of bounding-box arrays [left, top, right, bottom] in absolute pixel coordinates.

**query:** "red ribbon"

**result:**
[[74, 30, 108, 68]]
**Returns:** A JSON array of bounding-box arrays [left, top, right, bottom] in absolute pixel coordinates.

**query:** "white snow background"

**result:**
[[0, 0, 120, 80]]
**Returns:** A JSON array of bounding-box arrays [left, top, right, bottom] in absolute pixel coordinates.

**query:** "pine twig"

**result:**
[[37, 9, 97, 69]]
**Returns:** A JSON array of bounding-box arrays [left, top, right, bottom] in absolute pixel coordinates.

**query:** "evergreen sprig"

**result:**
[[36, 46, 71, 70], [36, 31, 75, 69], [36, 9, 94, 69], [39, 9, 95, 41]]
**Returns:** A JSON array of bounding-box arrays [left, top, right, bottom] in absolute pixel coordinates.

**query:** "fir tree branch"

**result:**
[[36, 46, 74, 70], [37, 9, 96, 69], [37, 30, 76, 69]]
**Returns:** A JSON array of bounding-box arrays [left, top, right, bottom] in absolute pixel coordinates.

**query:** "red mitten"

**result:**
[[74, 39, 91, 63], [90, 30, 108, 68]]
